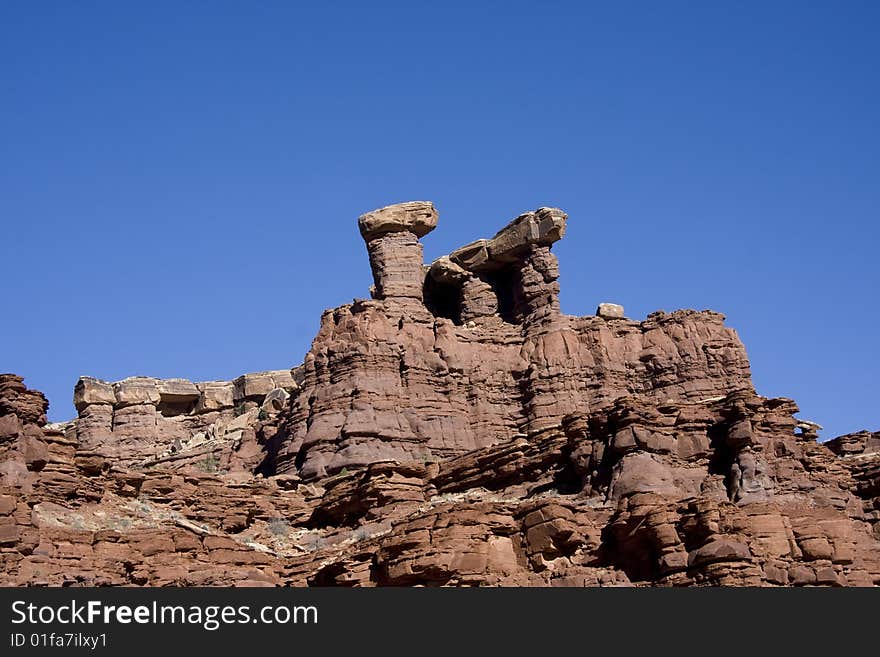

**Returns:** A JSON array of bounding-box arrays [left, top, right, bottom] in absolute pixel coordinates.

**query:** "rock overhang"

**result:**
[[357, 201, 439, 241]]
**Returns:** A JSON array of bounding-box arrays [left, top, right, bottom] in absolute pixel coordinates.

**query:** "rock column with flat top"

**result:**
[[359, 201, 438, 302]]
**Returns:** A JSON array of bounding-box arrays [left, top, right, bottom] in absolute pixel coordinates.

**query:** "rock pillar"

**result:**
[[514, 244, 561, 324], [358, 201, 438, 302]]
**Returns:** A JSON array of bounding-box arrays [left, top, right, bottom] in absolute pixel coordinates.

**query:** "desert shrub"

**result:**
[[198, 454, 220, 473], [268, 518, 290, 537]]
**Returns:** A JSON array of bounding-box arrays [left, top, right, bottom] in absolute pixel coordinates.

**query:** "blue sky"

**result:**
[[1, 2, 877, 439]]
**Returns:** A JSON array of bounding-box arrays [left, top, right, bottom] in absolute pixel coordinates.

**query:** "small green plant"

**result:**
[[197, 454, 220, 473], [234, 403, 247, 417], [257, 407, 268, 421], [339, 467, 349, 476]]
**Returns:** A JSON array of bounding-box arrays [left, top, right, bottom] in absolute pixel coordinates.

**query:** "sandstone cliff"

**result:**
[[1, 201, 878, 586]]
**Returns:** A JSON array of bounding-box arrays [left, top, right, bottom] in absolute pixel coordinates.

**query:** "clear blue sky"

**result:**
[[1, 2, 877, 439]]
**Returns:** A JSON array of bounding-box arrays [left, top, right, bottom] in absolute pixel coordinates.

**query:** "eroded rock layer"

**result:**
[[1, 201, 877, 586]]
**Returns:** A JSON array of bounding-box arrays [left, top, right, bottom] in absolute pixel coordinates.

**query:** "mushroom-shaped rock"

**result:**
[[360, 201, 439, 301], [358, 201, 439, 241]]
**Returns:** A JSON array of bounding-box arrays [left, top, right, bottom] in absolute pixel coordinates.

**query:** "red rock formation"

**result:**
[[1, 201, 877, 586], [275, 206, 751, 480]]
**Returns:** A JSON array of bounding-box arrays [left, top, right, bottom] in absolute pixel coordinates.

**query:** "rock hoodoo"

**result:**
[[275, 202, 751, 480], [1, 200, 878, 587], [360, 201, 438, 303]]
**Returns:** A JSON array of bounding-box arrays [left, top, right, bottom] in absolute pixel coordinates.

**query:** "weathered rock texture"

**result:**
[[72, 370, 299, 471], [1, 201, 878, 587]]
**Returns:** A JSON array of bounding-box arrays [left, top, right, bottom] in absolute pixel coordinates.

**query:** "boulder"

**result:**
[[429, 256, 470, 285], [195, 381, 234, 412], [234, 370, 298, 402], [113, 377, 160, 407], [597, 303, 625, 319], [233, 372, 277, 401], [157, 379, 200, 403], [358, 201, 438, 241], [487, 208, 567, 264], [449, 239, 491, 271], [73, 377, 116, 410]]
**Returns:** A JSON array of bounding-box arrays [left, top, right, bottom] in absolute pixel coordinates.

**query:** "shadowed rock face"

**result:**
[[1, 201, 878, 587]]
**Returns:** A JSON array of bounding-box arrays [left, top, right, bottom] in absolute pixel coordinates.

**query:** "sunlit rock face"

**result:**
[[275, 202, 752, 480], [1, 201, 877, 587]]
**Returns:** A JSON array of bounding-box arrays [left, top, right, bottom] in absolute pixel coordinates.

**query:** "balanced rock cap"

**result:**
[[447, 207, 567, 272], [358, 201, 439, 241], [73, 376, 116, 411]]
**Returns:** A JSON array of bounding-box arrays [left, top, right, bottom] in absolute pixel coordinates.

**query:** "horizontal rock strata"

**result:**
[[1, 200, 877, 586]]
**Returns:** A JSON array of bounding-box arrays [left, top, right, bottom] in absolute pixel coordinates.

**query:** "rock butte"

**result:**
[[1, 201, 878, 587]]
